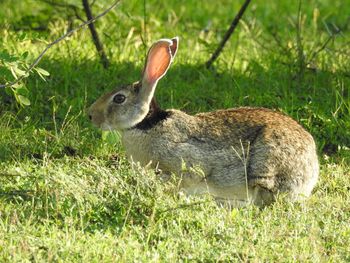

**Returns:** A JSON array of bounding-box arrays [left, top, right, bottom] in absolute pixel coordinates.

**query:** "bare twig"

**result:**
[[82, 0, 109, 69], [0, 0, 120, 89], [205, 0, 252, 68]]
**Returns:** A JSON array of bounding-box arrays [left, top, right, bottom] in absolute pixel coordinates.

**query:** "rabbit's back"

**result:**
[[122, 107, 319, 205], [194, 108, 319, 195]]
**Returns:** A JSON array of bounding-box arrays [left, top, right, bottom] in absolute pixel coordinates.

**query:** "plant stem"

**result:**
[[82, 0, 110, 69], [206, 0, 252, 69]]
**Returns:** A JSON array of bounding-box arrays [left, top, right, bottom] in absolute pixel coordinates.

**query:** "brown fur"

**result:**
[[117, 107, 319, 206], [88, 37, 319, 207]]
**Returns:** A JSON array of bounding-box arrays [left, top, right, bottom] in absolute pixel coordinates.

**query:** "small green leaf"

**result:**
[[10, 65, 27, 79], [10, 66, 18, 79], [22, 51, 29, 59], [13, 66, 27, 76], [16, 86, 29, 96], [36, 67, 50, 76], [35, 67, 50, 81], [18, 32, 27, 41], [17, 95, 31, 106]]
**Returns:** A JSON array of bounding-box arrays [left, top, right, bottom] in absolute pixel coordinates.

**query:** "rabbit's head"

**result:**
[[88, 37, 178, 130]]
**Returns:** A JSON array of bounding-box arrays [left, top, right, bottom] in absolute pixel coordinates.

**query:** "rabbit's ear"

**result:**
[[137, 37, 178, 111], [169, 37, 178, 58], [142, 37, 178, 86]]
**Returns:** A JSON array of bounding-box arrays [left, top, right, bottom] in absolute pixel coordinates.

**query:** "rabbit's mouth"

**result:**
[[97, 122, 113, 131]]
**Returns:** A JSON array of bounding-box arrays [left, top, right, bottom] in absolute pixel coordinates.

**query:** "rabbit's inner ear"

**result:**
[[170, 37, 178, 57], [143, 40, 173, 86]]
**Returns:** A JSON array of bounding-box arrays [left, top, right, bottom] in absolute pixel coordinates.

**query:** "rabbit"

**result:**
[[88, 37, 319, 207]]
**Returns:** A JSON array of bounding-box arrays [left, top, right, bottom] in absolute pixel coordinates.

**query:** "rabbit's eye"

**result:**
[[113, 94, 126, 104]]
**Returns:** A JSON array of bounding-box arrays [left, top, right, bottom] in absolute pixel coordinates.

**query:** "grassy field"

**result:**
[[0, 0, 349, 261]]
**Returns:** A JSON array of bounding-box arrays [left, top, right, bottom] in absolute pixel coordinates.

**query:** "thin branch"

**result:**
[[0, 0, 120, 89], [82, 0, 109, 69], [205, 0, 252, 69]]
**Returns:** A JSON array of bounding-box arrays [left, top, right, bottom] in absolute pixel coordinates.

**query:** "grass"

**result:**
[[0, 0, 349, 261]]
